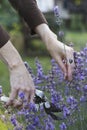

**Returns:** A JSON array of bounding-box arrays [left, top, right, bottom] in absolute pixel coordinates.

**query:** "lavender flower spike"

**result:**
[[54, 6, 62, 26], [54, 6, 60, 17], [59, 122, 67, 130]]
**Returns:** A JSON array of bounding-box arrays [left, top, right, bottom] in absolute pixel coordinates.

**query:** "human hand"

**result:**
[[0, 41, 35, 107], [35, 24, 75, 81], [46, 38, 75, 81], [6, 63, 35, 107]]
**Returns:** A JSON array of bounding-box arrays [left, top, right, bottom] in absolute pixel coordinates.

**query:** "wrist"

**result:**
[[9, 59, 24, 71], [35, 23, 57, 47], [0, 41, 24, 70]]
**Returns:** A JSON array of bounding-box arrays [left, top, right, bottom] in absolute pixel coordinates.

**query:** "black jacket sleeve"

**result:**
[[8, 0, 47, 30]]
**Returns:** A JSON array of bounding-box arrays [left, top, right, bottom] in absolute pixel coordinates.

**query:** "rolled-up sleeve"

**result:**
[[0, 26, 10, 48], [8, 0, 47, 31]]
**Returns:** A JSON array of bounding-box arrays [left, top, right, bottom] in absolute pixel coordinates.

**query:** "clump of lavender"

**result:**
[[0, 48, 87, 130], [2, 49, 87, 129]]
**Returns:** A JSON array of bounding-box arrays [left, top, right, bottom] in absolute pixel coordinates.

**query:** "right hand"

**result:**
[[35, 24, 75, 81], [46, 38, 75, 81]]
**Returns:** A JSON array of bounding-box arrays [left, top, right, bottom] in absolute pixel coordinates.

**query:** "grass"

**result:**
[[0, 61, 10, 95], [65, 31, 87, 51], [0, 56, 51, 96]]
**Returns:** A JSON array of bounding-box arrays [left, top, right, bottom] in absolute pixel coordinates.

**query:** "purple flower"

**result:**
[[26, 124, 36, 130], [59, 122, 67, 130], [29, 102, 36, 111], [33, 116, 40, 125], [66, 96, 77, 105], [80, 96, 86, 102], [35, 58, 44, 79], [45, 117, 55, 130], [63, 106, 70, 118], [58, 31, 64, 38], [83, 85, 87, 92], [53, 6, 62, 26], [84, 47, 87, 52], [18, 91, 25, 100], [54, 6, 60, 17], [10, 115, 17, 126], [0, 86, 2, 95]]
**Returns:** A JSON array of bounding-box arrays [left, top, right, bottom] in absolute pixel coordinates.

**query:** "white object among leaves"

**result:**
[[0, 95, 9, 103]]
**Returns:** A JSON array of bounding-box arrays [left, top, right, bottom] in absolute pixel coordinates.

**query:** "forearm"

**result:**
[[35, 23, 58, 48], [0, 41, 35, 106], [0, 41, 24, 71]]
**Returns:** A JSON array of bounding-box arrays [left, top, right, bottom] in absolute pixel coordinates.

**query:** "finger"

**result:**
[[24, 90, 30, 102], [66, 57, 75, 81], [30, 91, 35, 103], [68, 63, 75, 80], [21, 89, 35, 108], [6, 88, 18, 106], [13, 91, 28, 108], [54, 56, 68, 79], [67, 65, 73, 81], [13, 99, 23, 108], [13, 88, 35, 108], [13, 90, 29, 108], [29, 89, 35, 103]]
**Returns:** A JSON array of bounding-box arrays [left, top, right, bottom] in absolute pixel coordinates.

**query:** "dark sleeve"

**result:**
[[8, 0, 47, 31], [0, 26, 10, 48]]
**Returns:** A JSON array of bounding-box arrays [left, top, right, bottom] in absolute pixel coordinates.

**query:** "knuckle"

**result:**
[[25, 87, 31, 92], [21, 87, 25, 91], [29, 87, 35, 94], [70, 47, 74, 52], [26, 88, 30, 92], [71, 48, 74, 52], [32, 88, 35, 93], [12, 87, 19, 92], [67, 46, 74, 52]]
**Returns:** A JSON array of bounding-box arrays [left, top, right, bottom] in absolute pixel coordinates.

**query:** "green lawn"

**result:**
[[0, 61, 10, 95], [65, 31, 87, 51]]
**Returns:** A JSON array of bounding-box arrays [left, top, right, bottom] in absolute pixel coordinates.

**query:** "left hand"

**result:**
[[0, 41, 35, 108], [7, 63, 35, 107]]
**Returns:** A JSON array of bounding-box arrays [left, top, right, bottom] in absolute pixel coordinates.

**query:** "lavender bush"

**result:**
[[0, 49, 87, 130]]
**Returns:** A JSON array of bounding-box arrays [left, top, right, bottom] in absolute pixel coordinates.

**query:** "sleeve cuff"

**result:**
[[0, 26, 10, 48]]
